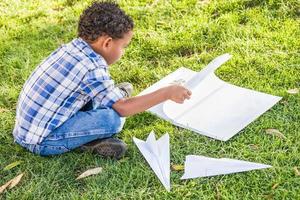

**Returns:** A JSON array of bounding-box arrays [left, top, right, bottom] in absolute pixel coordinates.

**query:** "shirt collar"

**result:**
[[72, 37, 108, 67]]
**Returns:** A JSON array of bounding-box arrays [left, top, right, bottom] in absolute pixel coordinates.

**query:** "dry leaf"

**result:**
[[8, 173, 24, 189], [265, 129, 286, 139], [287, 88, 299, 94], [171, 164, 184, 171], [0, 173, 24, 194], [76, 167, 102, 180], [293, 167, 300, 176], [0, 180, 12, 194], [249, 144, 259, 150], [0, 108, 10, 113], [198, 0, 210, 6], [3, 161, 23, 171], [280, 100, 288, 105], [272, 183, 279, 189]]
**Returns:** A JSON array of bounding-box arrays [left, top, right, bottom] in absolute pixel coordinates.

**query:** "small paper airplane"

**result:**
[[133, 131, 170, 191], [181, 155, 271, 179]]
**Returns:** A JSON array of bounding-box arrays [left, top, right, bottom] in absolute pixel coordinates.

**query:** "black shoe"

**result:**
[[81, 138, 127, 159], [116, 82, 133, 98]]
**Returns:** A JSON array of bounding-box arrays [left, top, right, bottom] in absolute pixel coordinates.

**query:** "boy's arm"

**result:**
[[112, 84, 192, 117]]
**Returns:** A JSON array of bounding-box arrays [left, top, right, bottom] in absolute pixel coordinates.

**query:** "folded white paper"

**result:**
[[181, 155, 272, 179], [133, 131, 170, 191], [139, 54, 282, 141]]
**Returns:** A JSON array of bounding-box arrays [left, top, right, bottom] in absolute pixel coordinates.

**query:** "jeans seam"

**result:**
[[39, 145, 70, 156], [46, 127, 120, 140]]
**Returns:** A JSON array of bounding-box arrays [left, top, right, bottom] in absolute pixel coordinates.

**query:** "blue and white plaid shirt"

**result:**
[[13, 38, 124, 144]]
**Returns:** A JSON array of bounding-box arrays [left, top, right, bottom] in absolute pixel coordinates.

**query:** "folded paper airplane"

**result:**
[[181, 155, 272, 179], [133, 133, 272, 190], [133, 131, 170, 191], [139, 54, 282, 141]]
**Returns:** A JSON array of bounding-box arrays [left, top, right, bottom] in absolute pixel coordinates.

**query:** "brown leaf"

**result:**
[[279, 100, 288, 105], [293, 167, 300, 176], [8, 173, 24, 189], [272, 183, 279, 190], [0, 108, 10, 113], [198, 0, 210, 6], [265, 129, 286, 139], [171, 164, 184, 171], [0, 173, 24, 194], [0, 180, 12, 194], [249, 144, 259, 150], [287, 88, 299, 94], [76, 167, 102, 180]]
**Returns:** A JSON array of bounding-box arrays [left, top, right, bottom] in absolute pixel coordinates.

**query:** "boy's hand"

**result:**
[[165, 84, 192, 104], [112, 83, 192, 117]]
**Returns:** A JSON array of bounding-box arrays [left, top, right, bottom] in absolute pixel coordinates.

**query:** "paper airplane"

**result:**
[[133, 131, 170, 191], [181, 155, 271, 179]]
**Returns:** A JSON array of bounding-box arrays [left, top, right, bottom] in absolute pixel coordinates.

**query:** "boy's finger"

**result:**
[[184, 93, 191, 99], [185, 90, 192, 97]]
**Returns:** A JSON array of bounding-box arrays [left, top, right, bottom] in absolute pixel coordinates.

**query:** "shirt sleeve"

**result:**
[[81, 68, 125, 108]]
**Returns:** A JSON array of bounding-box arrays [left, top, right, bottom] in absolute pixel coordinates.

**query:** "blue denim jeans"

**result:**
[[15, 100, 125, 156]]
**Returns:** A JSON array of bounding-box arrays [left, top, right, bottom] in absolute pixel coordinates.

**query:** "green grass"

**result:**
[[0, 0, 299, 199]]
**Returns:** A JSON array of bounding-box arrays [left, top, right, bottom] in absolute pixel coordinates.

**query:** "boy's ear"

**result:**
[[103, 36, 113, 49]]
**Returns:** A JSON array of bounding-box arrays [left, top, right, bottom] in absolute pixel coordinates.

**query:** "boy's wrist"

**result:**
[[161, 86, 171, 100]]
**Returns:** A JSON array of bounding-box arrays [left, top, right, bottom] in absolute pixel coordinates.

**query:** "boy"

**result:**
[[13, 1, 191, 159]]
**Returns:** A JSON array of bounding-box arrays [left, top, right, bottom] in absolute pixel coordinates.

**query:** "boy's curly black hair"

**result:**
[[78, 1, 134, 42]]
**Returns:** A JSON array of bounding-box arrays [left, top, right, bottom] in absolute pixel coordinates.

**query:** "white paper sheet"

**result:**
[[184, 53, 232, 90], [133, 131, 170, 191], [139, 54, 282, 141], [181, 155, 271, 179]]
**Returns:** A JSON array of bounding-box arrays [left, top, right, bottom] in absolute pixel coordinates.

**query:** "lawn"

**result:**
[[0, 0, 299, 199]]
